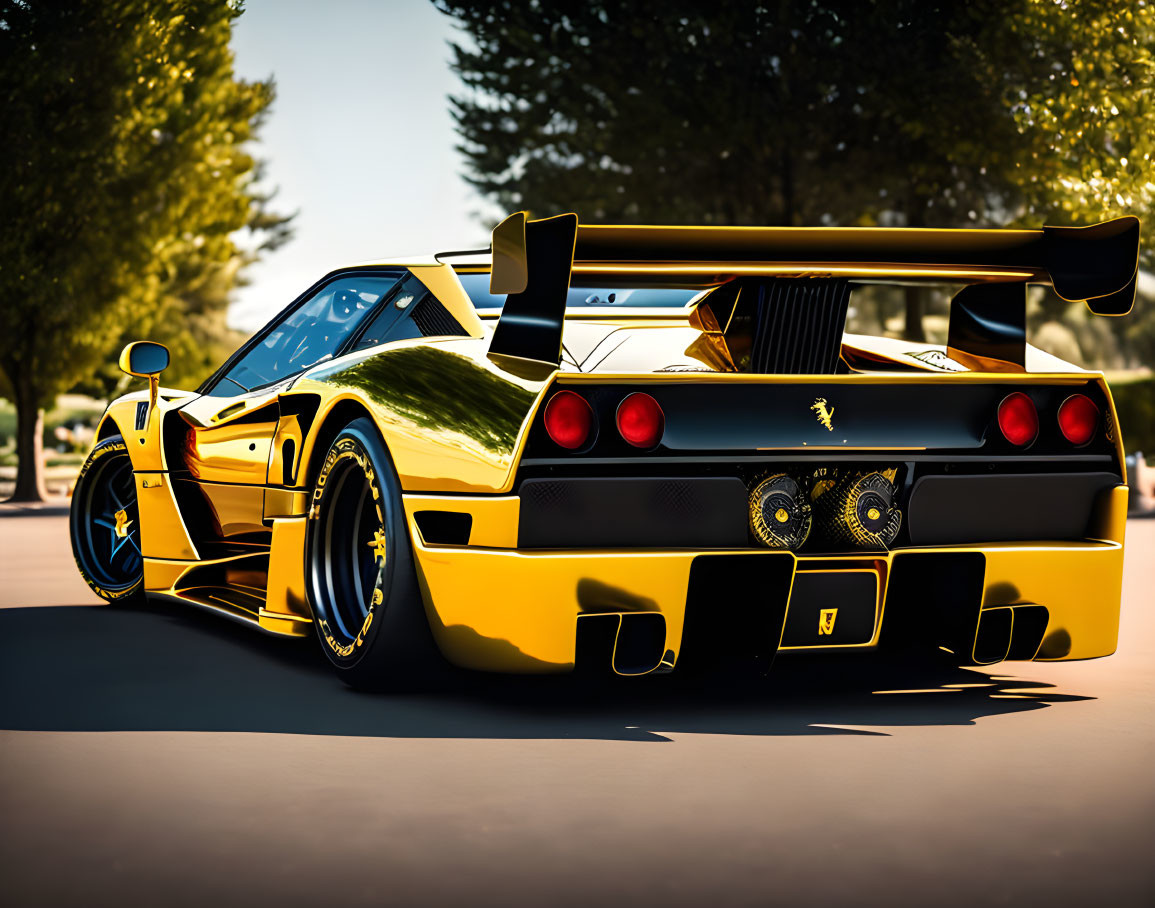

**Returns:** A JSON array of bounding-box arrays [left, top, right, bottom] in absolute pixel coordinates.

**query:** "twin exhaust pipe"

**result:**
[[749, 468, 902, 551]]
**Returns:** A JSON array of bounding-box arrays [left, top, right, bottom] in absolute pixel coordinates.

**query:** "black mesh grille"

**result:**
[[411, 295, 467, 338], [749, 279, 850, 374]]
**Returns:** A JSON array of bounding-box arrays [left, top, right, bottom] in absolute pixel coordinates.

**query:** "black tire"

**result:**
[[305, 417, 441, 689], [70, 435, 145, 605]]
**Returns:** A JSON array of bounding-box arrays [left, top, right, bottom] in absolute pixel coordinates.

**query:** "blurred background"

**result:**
[[2, 0, 1153, 501]]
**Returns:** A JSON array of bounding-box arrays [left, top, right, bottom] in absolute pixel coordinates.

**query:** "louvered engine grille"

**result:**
[[749, 279, 850, 374], [411, 295, 467, 338]]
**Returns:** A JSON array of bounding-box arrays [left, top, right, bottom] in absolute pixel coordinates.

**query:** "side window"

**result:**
[[353, 274, 467, 351], [213, 273, 402, 395]]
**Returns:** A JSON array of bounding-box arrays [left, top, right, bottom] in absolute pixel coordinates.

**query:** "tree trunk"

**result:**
[[780, 147, 796, 226], [10, 375, 48, 502], [903, 285, 927, 343]]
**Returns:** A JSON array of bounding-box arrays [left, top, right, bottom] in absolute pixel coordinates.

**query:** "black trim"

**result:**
[[521, 380, 1116, 461], [488, 214, 578, 367], [517, 477, 749, 548], [521, 453, 1117, 468], [781, 571, 877, 646], [613, 613, 668, 675], [906, 472, 1119, 545], [750, 279, 850, 374], [411, 294, 467, 338], [678, 553, 794, 675], [1007, 605, 1049, 660], [974, 608, 1013, 663], [880, 552, 986, 655], [413, 511, 472, 546], [947, 283, 1026, 369]]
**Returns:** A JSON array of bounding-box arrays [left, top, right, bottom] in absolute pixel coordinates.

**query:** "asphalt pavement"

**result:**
[[1, 513, 1152, 907]]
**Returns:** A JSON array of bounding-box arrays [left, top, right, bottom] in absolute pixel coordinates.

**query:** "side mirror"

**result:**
[[118, 341, 170, 421], [119, 341, 169, 378]]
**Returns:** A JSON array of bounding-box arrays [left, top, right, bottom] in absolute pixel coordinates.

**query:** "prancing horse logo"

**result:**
[[818, 608, 838, 635], [113, 508, 133, 539], [811, 397, 835, 431]]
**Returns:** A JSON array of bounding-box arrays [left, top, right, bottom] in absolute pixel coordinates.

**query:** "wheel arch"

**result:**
[[301, 395, 381, 491]]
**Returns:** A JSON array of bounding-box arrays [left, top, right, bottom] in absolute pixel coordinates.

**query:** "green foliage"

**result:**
[[1111, 376, 1155, 455], [0, 0, 290, 497], [434, 0, 1155, 362]]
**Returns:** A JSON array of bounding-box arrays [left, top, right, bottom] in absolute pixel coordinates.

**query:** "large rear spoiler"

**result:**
[[487, 211, 1140, 372]]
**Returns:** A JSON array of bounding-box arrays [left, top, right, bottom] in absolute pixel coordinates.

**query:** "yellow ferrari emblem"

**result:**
[[367, 528, 388, 563], [113, 508, 132, 539], [810, 397, 835, 431], [818, 608, 838, 635]]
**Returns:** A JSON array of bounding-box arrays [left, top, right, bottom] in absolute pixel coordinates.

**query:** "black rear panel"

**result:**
[[514, 378, 1121, 551], [518, 477, 748, 548], [905, 472, 1117, 545], [750, 279, 850, 374]]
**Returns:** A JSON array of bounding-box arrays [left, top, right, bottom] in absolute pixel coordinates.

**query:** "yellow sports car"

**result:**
[[70, 211, 1138, 687]]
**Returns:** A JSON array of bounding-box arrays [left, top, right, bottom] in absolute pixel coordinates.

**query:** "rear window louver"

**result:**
[[412, 295, 467, 338], [750, 278, 850, 374]]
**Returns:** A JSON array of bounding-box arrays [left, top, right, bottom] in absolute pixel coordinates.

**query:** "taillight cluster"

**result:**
[[542, 390, 665, 451], [996, 392, 1100, 448], [542, 391, 592, 450]]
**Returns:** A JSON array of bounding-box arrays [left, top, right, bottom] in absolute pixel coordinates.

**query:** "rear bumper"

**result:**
[[406, 487, 1127, 674]]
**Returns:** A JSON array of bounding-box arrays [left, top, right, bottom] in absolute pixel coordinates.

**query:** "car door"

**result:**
[[177, 272, 404, 539]]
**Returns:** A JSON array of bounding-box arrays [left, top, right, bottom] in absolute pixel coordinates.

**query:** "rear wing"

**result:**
[[486, 211, 1140, 373]]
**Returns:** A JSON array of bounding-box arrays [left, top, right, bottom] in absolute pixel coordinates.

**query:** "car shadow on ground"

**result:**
[[0, 604, 1092, 741]]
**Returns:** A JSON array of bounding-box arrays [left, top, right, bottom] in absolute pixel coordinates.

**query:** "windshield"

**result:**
[[456, 271, 701, 309]]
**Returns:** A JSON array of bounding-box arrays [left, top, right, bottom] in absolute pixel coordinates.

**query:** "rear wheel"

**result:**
[[70, 435, 145, 604], [305, 418, 440, 689]]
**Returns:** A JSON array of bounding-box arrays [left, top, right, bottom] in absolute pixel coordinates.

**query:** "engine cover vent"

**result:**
[[750, 279, 850, 374]]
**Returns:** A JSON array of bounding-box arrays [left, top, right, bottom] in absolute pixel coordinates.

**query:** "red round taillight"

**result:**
[[616, 392, 665, 449], [1058, 394, 1099, 446], [543, 390, 593, 450], [997, 392, 1039, 447]]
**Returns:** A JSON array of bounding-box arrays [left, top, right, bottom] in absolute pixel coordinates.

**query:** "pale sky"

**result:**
[[229, 0, 495, 330]]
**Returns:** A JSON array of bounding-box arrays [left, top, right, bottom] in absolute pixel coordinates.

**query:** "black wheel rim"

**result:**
[[76, 450, 142, 590], [311, 453, 386, 650]]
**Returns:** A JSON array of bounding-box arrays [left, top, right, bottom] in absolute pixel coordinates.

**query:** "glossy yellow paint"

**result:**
[[981, 542, 1124, 660], [411, 540, 695, 672], [293, 336, 550, 494], [197, 482, 268, 537], [76, 232, 1132, 675], [134, 472, 198, 561], [406, 536, 1124, 673], [261, 517, 311, 636]]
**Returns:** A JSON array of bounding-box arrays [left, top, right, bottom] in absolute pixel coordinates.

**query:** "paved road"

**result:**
[[1, 514, 1152, 907]]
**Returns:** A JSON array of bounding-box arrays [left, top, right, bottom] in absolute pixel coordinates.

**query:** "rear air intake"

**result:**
[[750, 279, 850, 374]]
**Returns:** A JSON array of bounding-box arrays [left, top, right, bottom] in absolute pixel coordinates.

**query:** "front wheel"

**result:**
[[305, 418, 441, 689], [70, 435, 145, 604]]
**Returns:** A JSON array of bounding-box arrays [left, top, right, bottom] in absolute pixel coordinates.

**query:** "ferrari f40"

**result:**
[[70, 212, 1139, 687]]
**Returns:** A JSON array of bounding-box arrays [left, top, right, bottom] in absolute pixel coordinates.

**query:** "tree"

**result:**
[[0, 0, 289, 500], [434, 0, 1155, 345], [982, 0, 1155, 367]]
